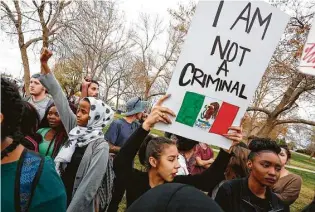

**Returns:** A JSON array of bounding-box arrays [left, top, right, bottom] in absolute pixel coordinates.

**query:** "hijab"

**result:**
[[55, 97, 114, 174]]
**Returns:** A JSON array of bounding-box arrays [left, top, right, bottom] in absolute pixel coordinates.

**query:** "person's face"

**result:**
[[248, 152, 282, 187], [135, 112, 144, 120], [29, 78, 45, 96], [279, 148, 288, 166], [87, 83, 99, 97], [76, 100, 90, 127], [149, 145, 180, 182], [47, 106, 62, 128]]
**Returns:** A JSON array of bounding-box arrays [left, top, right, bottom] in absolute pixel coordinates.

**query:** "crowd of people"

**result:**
[[1, 48, 314, 212]]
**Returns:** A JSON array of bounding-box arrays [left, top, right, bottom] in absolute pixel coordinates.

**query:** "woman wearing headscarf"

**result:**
[[39, 48, 115, 212]]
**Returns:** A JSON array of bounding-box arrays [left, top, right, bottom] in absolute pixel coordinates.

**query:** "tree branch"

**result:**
[[246, 107, 271, 116], [276, 119, 315, 126]]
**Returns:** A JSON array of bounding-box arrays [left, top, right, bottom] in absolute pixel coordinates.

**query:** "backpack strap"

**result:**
[[14, 149, 45, 212]]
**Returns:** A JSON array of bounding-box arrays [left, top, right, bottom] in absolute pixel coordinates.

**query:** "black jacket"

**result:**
[[215, 178, 289, 212]]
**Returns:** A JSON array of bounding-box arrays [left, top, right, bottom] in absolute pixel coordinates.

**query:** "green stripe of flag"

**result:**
[[176, 92, 205, 127]]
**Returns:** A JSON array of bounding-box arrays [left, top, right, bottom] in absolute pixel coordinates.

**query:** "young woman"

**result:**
[[1, 77, 66, 212], [113, 94, 243, 208], [37, 103, 76, 158], [273, 144, 302, 205], [192, 142, 215, 175], [39, 48, 114, 212], [176, 136, 198, 175], [215, 138, 289, 212], [20, 101, 42, 152], [210, 144, 250, 199]]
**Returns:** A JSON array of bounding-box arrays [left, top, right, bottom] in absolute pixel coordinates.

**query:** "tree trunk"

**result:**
[[256, 118, 276, 137], [20, 46, 31, 96]]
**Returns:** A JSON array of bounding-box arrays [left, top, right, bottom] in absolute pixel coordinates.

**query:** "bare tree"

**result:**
[[1, 0, 71, 95], [55, 1, 132, 81], [130, 13, 185, 100]]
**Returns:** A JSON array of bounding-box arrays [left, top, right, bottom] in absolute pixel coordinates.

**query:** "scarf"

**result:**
[[55, 97, 114, 174]]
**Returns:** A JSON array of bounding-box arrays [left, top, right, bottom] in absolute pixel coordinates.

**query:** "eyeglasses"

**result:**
[[132, 97, 141, 109]]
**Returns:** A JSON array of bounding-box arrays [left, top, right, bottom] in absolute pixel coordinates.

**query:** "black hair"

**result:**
[[138, 135, 176, 169], [1, 78, 26, 159], [39, 102, 77, 158], [248, 138, 281, 160], [176, 136, 198, 152], [237, 142, 248, 149], [20, 101, 42, 149], [80, 80, 99, 92], [278, 144, 291, 162]]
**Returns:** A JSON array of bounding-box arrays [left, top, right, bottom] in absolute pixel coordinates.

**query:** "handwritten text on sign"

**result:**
[[299, 18, 315, 76], [155, 0, 289, 149]]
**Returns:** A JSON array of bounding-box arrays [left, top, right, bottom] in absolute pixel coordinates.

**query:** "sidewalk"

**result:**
[[213, 148, 315, 173], [285, 165, 315, 174]]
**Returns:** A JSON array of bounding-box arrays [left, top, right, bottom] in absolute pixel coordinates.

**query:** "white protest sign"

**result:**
[[298, 18, 315, 76], [155, 0, 289, 149]]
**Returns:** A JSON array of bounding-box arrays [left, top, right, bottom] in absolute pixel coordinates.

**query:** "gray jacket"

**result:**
[[40, 73, 109, 212]]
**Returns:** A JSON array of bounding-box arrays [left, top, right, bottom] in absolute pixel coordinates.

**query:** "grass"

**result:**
[[288, 168, 315, 212], [108, 113, 315, 211], [289, 151, 315, 172]]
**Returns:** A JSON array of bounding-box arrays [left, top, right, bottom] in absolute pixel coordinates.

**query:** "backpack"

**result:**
[[14, 149, 45, 212]]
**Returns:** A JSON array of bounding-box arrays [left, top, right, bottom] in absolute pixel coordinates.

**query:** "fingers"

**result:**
[[154, 106, 176, 117], [228, 126, 242, 133], [157, 111, 172, 124], [156, 94, 171, 106]]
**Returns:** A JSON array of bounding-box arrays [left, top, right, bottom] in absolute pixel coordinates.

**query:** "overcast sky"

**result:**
[[0, 0, 192, 79]]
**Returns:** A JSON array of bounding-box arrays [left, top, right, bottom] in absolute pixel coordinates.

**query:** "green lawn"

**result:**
[[288, 168, 315, 212], [289, 151, 315, 172]]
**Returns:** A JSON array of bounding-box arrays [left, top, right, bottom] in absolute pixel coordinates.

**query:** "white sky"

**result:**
[[0, 0, 192, 79]]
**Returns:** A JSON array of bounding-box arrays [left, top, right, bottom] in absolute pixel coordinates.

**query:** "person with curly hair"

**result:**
[[215, 138, 289, 212], [1, 77, 66, 212]]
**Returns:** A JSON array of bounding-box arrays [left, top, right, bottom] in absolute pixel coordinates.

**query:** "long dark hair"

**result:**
[[1, 78, 26, 159], [38, 102, 77, 158], [20, 102, 42, 149], [138, 135, 176, 169]]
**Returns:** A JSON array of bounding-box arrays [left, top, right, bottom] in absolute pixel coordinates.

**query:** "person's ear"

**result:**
[[149, 156, 158, 168], [247, 160, 253, 171], [0, 113, 4, 124]]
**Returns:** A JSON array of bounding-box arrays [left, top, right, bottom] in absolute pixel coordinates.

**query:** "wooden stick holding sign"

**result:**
[[155, 0, 290, 149]]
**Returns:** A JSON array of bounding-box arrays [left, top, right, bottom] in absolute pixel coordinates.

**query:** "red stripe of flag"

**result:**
[[209, 102, 239, 135]]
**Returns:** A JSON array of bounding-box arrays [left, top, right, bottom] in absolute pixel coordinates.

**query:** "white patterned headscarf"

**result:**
[[55, 97, 114, 174]]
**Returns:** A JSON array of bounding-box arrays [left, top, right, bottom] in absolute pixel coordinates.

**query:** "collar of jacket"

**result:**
[[240, 177, 285, 212]]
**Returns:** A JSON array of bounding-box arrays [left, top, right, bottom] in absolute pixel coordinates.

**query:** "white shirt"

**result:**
[[177, 154, 189, 175]]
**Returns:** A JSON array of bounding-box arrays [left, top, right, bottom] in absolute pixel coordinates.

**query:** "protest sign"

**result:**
[[155, 0, 289, 149], [298, 18, 315, 76]]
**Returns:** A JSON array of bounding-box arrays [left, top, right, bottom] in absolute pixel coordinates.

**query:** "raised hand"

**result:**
[[223, 126, 243, 153], [40, 47, 53, 63], [142, 94, 176, 131]]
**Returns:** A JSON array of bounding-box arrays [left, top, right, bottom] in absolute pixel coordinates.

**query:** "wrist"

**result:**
[[142, 122, 151, 131]]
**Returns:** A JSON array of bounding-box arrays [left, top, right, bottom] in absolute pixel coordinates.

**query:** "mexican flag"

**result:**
[[175, 91, 239, 135]]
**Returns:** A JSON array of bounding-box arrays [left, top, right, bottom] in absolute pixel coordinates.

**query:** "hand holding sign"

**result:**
[[142, 94, 176, 131], [155, 0, 289, 149]]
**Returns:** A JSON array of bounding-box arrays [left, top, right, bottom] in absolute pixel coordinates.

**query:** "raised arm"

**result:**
[[39, 48, 77, 133], [114, 94, 176, 176]]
